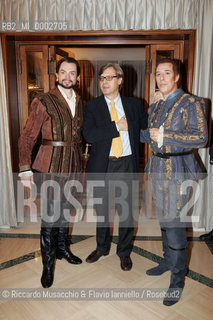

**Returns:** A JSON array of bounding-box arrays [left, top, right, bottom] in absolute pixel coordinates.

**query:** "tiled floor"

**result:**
[[0, 218, 212, 319]]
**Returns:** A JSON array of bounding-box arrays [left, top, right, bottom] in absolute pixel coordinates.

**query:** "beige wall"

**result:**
[[60, 47, 146, 61]]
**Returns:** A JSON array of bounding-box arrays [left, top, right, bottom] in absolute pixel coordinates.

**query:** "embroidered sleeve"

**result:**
[[163, 98, 208, 148], [140, 129, 151, 143]]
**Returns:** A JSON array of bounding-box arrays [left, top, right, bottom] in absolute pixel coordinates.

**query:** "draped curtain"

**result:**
[[0, 0, 212, 229], [191, 0, 213, 230], [0, 0, 197, 30], [0, 40, 17, 227]]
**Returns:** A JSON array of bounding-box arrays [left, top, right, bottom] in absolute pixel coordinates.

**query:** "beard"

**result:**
[[57, 79, 75, 89]]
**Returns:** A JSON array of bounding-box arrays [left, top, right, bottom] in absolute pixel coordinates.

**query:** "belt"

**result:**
[[109, 155, 132, 161], [42, 140, 76, 147], [152, 150, 193, 159]]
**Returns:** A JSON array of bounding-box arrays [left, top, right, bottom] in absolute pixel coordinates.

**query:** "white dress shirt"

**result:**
[[58, 85, 76, 117]]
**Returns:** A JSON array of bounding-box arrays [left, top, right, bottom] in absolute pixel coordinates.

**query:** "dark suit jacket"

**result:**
[[83, 95, 148, 173]]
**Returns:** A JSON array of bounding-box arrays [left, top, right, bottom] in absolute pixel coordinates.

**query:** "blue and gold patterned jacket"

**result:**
[[140, 88, 208, 179]]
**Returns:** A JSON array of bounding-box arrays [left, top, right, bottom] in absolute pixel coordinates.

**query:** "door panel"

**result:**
[[17, 45, 49, 131], [16, 45, 69, 131]]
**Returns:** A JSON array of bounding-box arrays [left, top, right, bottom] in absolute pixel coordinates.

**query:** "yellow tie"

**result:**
[[110, 101, 123, 158]]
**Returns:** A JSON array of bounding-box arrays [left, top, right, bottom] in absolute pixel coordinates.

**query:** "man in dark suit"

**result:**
[[83, 63, 148, 271]]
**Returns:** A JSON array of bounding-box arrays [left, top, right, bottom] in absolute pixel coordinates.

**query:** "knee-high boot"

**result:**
[[146, 228, 170, 275], [40, 227, 58, 288], [163, 246, 187, 306], [56, 225, 82, 264]]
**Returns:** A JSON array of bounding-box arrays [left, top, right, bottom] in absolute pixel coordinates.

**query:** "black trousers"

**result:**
[[94, 155, 134, 257], [39, 173, 77, 229]]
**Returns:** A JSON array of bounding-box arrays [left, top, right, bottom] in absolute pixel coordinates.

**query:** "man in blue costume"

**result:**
[[140, 58, 208, 306]]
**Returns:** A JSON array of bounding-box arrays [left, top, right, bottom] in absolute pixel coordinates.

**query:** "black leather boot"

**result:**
[[146, 228, 170, 276], [40, 227, 58, 288], [56, 226, 82, 264], [163, 246, 187, 306]]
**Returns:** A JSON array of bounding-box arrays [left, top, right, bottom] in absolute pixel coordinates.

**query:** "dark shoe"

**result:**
[[86, 250, 109, 263], [56, 249, 82, 264], [56, 250, 82, 264], [163, 246, 186, 306], [163, 286, 183, 306], [146, 261, 169, 276], [146, 229, 170, 275], [40, 227, 58, 288], [56, 227, 82, 264], [41, 267, 54, 288], [199, 230, 213, 241], [120, 256, 132, 271]]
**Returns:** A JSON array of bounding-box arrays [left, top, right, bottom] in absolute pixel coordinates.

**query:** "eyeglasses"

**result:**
[[99, 75, 118, 82]]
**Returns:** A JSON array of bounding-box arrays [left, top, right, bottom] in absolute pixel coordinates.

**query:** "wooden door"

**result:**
[[49, 46, 68, 89], [16, 45, 69, 131], [16, 44, 49, 131]]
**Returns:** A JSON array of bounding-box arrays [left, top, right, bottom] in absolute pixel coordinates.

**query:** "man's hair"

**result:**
[[56, 57, 80, 76], [156, 58, 180, 76], [99, 63, 124, 83]]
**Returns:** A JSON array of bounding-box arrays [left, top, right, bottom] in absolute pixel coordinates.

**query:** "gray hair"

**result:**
[[98, 63, 124, 87]]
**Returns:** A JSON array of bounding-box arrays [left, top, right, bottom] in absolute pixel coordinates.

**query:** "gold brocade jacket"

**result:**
[[19, 87, 84, 174]]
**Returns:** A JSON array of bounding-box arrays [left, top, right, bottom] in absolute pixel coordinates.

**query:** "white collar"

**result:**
[[105, 94, 120, 104], [57, 85, 76, 101]]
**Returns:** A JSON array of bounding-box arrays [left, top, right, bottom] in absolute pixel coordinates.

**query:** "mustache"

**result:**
[[55, 80, 79, 88], [62, 79, 73, 83], [55, 81, 74, 89]]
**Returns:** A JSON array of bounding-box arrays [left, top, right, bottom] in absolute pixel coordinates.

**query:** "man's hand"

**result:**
[[117, 116, 128, 131], [20, 174, 34, 189], [149, 128, 160, 142]]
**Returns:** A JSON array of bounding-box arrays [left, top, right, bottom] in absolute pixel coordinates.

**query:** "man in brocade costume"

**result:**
[[140, 58, 208, 306], [19, 57, 84, 288]]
